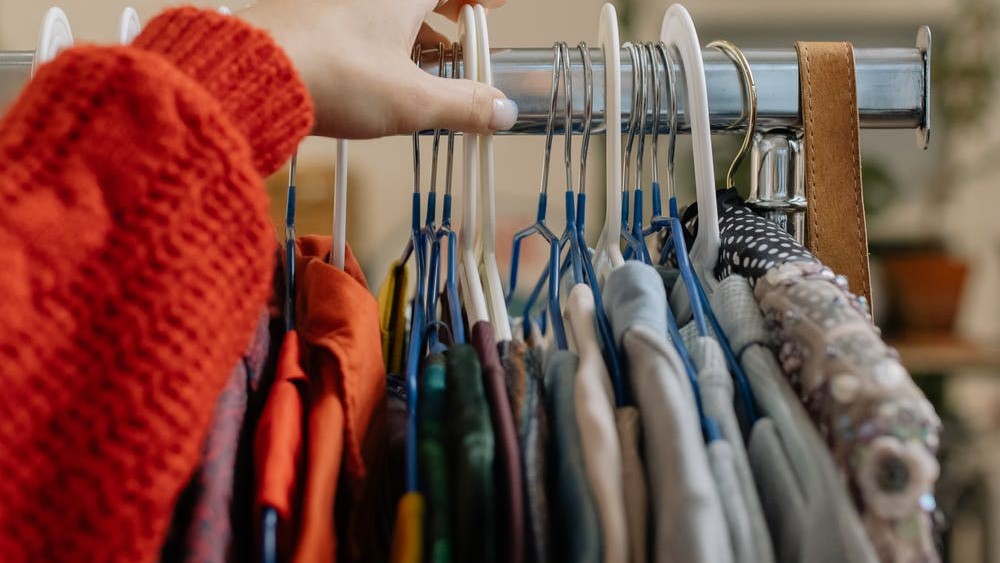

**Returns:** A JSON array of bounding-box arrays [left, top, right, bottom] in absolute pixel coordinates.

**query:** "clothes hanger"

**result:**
[[637, 42, 711, 338], [619, 42, 647, 262], [572, 41, 628, 407], [457, 5, 491, 332], [555, 41, 584, 287], [472, 5, 513, 341], [684, 39, 760, 426], [425, 42, 465, 346], [592, 3, 625, 282], [400, 43, 433, 494], [623, 42, 654, 264], [659, 4, 720, 281], [629, 32, 720, 443], [34, 7, 72, 73], [508, 44, 567, 349], [118, 7, 141, 44], [262, 150, 300, 563]]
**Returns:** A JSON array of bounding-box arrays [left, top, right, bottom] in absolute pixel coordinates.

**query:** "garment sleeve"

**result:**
[[0, 7, 312, 562]]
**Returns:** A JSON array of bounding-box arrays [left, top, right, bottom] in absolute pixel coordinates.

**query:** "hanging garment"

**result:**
[[686, 188, 941, 562], [293, 236, 386, 563], [0, 8, 313, 561], [603, 262, 733, 563], [616, 405, 649, 563], [755, 262, 940, 562], [710, 274, 879, 563], [546, 349, 602, 563], [564, 284, 629, 563], [705, 439, 757, 563], [377, 261, 410, 374], [446, 343, 497, 563], [668, 305, 774, 563], [254, 330, 309, 563], [501, 340, 552, 563], [419, 352, 451, 563], [472, 321, 525, 563], [161, 307, 273, 563]]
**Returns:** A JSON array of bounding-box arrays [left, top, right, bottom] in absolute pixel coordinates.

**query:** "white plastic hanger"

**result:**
[[118, 7, 141, 44], [330, 140, 349, 269], [660, 4, 720, 277], [457, 5, 491, 328], [217, 6, 232, 16], [473, 5, 512, 341], [592, 3, 625, 282], [34, 7, 73, 73]]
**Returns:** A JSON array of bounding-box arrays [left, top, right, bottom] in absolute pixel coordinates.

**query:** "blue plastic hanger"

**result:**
[[623, 42, 720, 443], [262, 151, 300, 563], [571, 42, 628, 407], [508, 44, 567, 349], [425, 42, 466, 347], [398, 45, 432, 494]]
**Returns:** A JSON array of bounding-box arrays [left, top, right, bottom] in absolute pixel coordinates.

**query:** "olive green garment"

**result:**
[[445, 344, 496, 563], [419, 352, 451, 563]]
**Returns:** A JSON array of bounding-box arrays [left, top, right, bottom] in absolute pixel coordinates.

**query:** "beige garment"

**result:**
[[565, 284, 628, 563], [616, 406, 648, 563]]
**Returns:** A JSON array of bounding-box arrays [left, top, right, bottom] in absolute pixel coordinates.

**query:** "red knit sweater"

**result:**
[[0, 8, 313, 562]]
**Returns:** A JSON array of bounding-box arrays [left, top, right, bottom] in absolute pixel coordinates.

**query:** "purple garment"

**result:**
[[471, 321, 525, 563], [161, 308, 272, 563]]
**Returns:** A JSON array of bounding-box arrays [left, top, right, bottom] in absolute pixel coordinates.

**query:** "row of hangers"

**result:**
[[273, 3, 775, 559], [379, 0, 769, 510]]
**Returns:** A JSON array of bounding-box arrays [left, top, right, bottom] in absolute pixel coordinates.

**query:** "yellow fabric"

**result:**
[[390, 492, 425, 563], [377, 260, 409, 373]]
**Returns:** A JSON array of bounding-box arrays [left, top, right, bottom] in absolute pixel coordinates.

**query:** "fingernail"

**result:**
[[490, 98, 518, 131]]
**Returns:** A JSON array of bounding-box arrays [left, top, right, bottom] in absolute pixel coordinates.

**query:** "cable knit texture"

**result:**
[[0, 7, 313, 562]]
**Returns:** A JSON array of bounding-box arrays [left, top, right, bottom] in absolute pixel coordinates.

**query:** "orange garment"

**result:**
[[0, 7, 312, 562], [255, 330, 309, 561], [294, 236, 387, 563]]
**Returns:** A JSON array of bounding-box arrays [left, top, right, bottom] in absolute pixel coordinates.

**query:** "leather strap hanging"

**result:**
[[795, 42, 873, 308]]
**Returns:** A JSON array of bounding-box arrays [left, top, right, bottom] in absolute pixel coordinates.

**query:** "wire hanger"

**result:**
[[659, 4, 720, 280], [684, 39, 761, 426], [425, 42, 465, 346], [401, 43, 433, 494], [622, 43, 652, 264], [457, 4, 491, 331], [572, 41, 628, 407], [473, 5, 513, 341], [620, 42, 648, 262], [592, 3, 625, 281], [640, 42, 711, 338], [508, 43, 568, 349]]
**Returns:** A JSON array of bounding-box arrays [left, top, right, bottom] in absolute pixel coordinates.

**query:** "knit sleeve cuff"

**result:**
[[133, 7, 313, 174]]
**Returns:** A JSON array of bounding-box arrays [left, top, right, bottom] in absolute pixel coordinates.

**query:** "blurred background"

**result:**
[[1, 0, 998, 560]]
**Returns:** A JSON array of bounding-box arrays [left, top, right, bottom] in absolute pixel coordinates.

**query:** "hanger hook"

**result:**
[[578, 42, 593, 196], [634, 43, 651, 192], [656, 42, 679, 200], [539, 43, 562, 197], [428, 43, 446, 196], [622, 42, 642, 195], [411, 43, 422, 195], [707, 40, 757, 190], [445, 42, 460, 200], [649, 43, 661, 187], [558, 41, 573, 194]]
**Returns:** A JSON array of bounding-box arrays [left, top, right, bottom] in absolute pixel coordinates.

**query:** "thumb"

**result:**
[[406, 71, 518, 134]]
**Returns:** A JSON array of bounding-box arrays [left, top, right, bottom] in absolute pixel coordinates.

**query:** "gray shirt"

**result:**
[[604, 262, 733, 563]]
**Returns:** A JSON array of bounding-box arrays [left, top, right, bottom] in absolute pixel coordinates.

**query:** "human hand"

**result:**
[[239, 0, 517, 139]]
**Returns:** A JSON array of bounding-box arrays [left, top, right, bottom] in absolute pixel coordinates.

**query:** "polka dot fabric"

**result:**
[[0, 8, 313, 562], [716, 204, 817, 283]]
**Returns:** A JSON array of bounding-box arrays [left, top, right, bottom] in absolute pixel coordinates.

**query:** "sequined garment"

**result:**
[[755, 262, 941, 563]]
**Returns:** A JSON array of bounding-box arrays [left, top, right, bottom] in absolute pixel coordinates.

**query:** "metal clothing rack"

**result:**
[[418, 27, 931, 242]]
